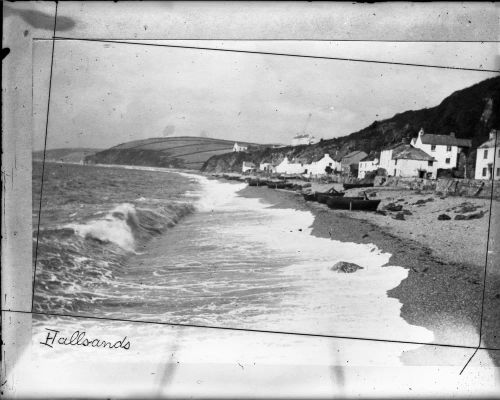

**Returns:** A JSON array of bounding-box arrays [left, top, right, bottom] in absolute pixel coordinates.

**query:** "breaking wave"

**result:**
[[65, 202, 194, 252]]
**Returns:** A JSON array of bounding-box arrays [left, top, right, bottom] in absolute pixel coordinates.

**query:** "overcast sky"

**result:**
[[33, 40, 498, 150]]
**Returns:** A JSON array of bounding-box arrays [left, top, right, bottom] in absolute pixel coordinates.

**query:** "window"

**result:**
[[497, 168, 500, 176], [394, 159, 398, 165], [498, 149, 500, 158], [483, 168, 487, 177], [328, 162, 332, 166], [428, 161, 434, 167], [484, 149, 488, 159], [445, 158, 450, 164], [431, 145, 436, 151], [446, 145, 452, 152]]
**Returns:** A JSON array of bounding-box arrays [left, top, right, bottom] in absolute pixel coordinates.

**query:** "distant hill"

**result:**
[[33, 148, 102, 163], [85, 136, 262, 170], [202, 76, 500, 174]]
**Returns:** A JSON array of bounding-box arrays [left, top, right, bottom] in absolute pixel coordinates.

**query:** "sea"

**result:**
[[22, 161, 497, 397], [32, 161, 431, 341]]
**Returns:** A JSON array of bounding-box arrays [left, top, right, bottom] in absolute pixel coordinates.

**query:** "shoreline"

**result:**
[[237, 185, 500, 366]]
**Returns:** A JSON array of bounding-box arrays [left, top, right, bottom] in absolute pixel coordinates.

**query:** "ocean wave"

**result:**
[[65, 201, 194, 252]]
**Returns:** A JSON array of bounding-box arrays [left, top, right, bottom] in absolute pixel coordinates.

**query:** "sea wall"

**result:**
[[374, 176, 500, 199]]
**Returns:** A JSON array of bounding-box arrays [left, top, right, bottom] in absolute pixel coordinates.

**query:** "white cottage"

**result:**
[[411, 128, 471, 171], [358, 155, 379, 179], [275, 157, 306, 174], [305, 154, 341, 176], [475, 130, 500, 180], [259, 161, 276, 173], [381, 143, 435, 178], [242, 161, 256, 173], [233, 142, 248, 152]]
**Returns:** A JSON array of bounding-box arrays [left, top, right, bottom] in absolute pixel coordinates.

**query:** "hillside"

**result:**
[[201, 77, 500, 173], [33, 148, 102, 163], [85, 136, 261, 170]]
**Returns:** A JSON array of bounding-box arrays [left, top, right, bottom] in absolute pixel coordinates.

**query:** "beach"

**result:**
[[238, 184, 500, 365]]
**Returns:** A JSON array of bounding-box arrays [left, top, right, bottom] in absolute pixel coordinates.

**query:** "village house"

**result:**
[[305, 153, 341, 176], [411, 128, 471, 172], [291, 133, 316, 147], [241, 161, 256, 173], [233, 142, 248, 152], [358, 154, 379, 179], [340, 150, 368, 176], [275, 156, 306, 175], [475, 129, 500, 180], [259, 160, 277, 173], [380, 143, 435, 178]]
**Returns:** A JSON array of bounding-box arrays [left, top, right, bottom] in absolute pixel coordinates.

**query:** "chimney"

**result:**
[[450, 132, 456, 138], [490, 130, 497, 140], [418, 128, 424, 136]]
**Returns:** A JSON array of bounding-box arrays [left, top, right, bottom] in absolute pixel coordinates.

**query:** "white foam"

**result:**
[[66, 203, 137, 252]]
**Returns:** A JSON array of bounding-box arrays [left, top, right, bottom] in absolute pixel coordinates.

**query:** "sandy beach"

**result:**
[[238, 184, 500, 366]]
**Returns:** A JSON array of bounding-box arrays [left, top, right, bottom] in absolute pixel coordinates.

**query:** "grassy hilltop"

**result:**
[[86, 137, 260, 170]]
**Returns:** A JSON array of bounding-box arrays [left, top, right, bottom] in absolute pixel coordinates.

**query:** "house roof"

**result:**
[[478, 131, 499, 149], [360, 153, 379, 162], [392, 145, 434, 161], [420, 133, 471, 148], [342, 150, 368, 161]]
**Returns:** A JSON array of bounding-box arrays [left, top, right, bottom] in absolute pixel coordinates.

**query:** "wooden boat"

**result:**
[[326, 196, 381, 211], [302, 192, 317, 201], [343, 183, 374, 190], [316, 188, 346, 204]]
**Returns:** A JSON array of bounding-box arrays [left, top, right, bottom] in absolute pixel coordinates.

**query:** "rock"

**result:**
[[438, 214, 451, 220], [362, 233, 369, 238], [376, 210, 387, 216], [414, 199, 426, 205], [401, 209, 413, 215], [331, 261, 364, 273], [369, 192, 377, 198], [393, 212, 405, 220], [397, 198, 405, 202], [455, 211, 486, 220], [384, 203, 403, 212]]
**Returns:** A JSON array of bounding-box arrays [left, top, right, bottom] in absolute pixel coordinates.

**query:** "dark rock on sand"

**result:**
[[393, 212, 405, 220], [384, 203, 403, 212], [376, 210, 387, 216], [438, 214, 451, 220], [331, 261, 364, 273], [455, 211, 486, 220]]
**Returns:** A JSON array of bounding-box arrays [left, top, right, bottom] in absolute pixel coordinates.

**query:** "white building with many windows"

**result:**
[[411, 128, 471, 171], [241, 161, 256, 173], [475, 130, 500, 180]]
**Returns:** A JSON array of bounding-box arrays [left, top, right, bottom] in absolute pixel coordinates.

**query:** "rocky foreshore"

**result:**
[[233, 179, 500, 366]]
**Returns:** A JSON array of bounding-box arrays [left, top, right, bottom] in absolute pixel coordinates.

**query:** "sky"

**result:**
[[33, 40, 499, 151]]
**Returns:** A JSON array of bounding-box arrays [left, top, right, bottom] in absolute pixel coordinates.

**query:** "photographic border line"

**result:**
[[4, 309, 500, 353], [49, 37, 500, 73], [31, 1, 58, 311], [28, 6, 499, 376]]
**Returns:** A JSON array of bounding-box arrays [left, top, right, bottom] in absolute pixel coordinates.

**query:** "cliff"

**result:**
[[201, 76, 500, 173]]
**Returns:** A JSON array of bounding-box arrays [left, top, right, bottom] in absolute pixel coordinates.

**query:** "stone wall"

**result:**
[[374, 176, 500, 199]]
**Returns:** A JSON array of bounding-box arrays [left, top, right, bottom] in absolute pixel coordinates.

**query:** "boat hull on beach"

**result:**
[[326, 196, 381, 211], [316, 192, 345, 204], [343, 183, 374, 190]]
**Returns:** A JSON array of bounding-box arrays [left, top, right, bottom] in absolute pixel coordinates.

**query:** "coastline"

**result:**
[[237, 185, 500, 366]]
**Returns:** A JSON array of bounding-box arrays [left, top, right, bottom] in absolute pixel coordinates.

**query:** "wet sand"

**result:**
[[238, 185, 500, 366]]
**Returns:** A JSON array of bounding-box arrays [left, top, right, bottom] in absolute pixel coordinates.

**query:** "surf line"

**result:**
[[40, 328, 131, 350]]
